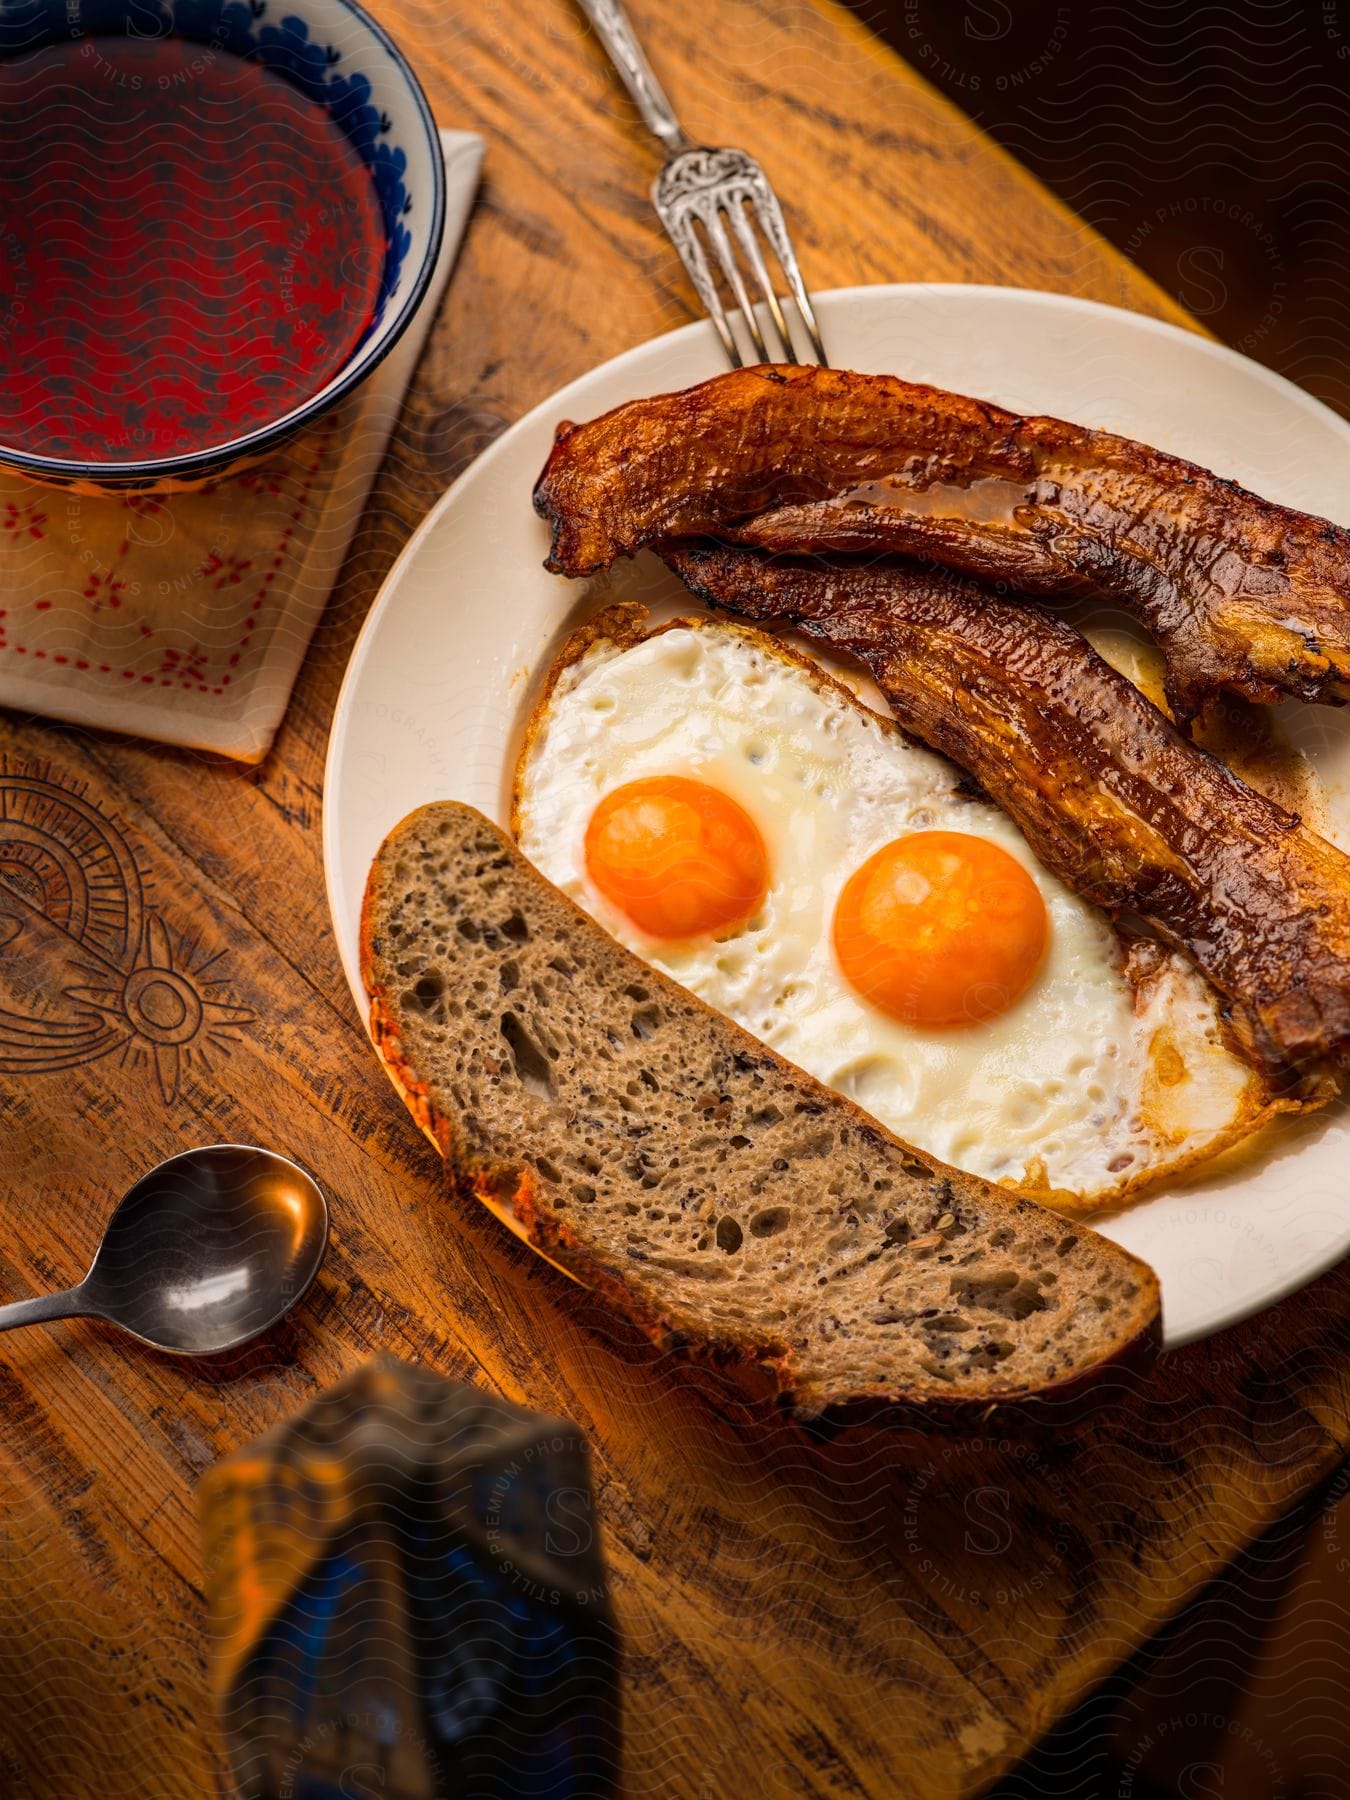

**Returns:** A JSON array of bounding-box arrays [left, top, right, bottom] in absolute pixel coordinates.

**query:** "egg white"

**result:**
[[514, 616, 1277, 1210]]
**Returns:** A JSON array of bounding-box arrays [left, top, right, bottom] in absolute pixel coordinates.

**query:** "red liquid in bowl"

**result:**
[[0, 36, 386, 465]]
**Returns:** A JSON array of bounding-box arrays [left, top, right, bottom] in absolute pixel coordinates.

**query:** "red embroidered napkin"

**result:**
[[0, 130, 481, 764]]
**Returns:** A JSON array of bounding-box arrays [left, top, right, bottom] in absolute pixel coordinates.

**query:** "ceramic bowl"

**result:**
[[0, 0, 445, 493]]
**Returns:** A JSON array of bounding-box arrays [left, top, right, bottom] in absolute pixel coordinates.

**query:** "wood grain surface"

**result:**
[[2, 3, 1347, 1797]]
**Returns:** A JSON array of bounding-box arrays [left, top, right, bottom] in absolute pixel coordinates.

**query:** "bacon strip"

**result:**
[[534, 364, 1350, 718], [660, 540, 1350, 1076]]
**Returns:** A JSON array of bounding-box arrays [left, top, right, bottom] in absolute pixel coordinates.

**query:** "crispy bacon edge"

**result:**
[[659, 538, 1350, 1083], [533, 363, 1350, 719]]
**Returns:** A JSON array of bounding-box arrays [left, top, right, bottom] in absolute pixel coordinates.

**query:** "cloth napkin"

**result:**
[[0, 129, 482, 763]]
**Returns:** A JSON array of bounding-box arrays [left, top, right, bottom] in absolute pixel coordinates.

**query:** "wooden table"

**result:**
[[2, 3, 1348, 1795]]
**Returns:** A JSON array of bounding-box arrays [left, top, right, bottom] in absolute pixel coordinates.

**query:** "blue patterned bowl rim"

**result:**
[[0, 0, 447, 485]]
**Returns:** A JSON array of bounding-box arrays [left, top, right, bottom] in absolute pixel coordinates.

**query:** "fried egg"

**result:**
[[513, 609, 1284, 1212]]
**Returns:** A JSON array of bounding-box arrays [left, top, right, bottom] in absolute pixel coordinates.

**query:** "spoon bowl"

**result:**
[[0, 1145, 329, 1355]]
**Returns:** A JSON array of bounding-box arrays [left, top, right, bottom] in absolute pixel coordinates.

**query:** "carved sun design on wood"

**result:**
[[0, 761, 254, 1103], [64, 916, 254, 1105]]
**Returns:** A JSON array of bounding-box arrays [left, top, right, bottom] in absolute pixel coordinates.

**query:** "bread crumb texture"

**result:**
[[363, 804, 1160, 1414]]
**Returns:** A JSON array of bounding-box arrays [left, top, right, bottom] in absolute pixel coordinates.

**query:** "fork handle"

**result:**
[[576, 0, 690, 155]]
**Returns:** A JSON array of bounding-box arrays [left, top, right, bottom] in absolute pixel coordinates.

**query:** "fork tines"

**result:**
[[653, 146, 827, 367]]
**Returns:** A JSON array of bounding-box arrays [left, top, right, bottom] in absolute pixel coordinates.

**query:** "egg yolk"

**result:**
[[833, 831, 1048, 1028], [585, 775, 769, 939]]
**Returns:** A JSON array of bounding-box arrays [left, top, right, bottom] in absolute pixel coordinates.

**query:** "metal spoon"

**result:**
[[0, 1144, 328, 1354]]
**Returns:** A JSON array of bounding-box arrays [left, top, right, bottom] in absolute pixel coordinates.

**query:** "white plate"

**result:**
[[325, 283, 1350, 1349]]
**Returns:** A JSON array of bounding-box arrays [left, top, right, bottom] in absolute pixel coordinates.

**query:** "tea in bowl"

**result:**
[[0, 0, 446, 492]]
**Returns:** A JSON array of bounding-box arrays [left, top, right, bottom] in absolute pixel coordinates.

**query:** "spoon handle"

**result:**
[[0, 1283, 91, 1334]]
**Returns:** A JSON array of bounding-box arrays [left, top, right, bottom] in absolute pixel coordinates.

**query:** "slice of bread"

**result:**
[[362, 802, 1161, 1417]]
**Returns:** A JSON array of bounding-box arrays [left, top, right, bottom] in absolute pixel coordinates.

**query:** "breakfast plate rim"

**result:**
[[324, 280, 1350, 1352]]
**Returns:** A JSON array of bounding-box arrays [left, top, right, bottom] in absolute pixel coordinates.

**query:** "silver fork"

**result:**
[[576, 0, 827, 367]]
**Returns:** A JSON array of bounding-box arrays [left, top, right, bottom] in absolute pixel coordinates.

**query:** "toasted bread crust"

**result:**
[[362, 803, 1161, 1419]]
